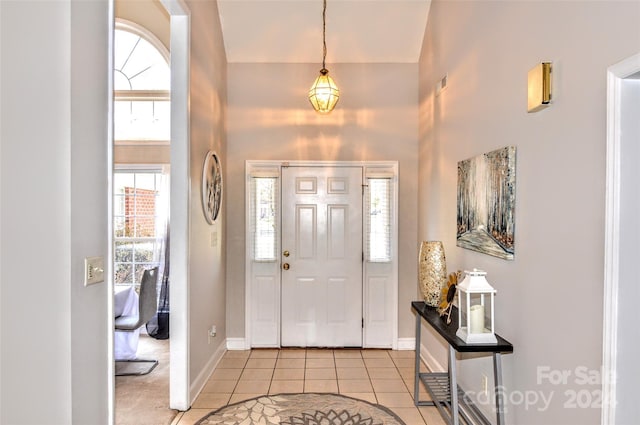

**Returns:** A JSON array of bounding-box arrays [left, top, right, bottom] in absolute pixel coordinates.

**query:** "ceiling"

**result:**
[[217, 0, 431, 64]]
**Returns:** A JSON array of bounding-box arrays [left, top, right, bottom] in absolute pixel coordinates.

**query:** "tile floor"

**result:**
[[171, 348, 447, 425]]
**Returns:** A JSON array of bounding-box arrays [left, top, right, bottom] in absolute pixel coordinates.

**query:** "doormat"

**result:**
[[195, 393, 406, 425]]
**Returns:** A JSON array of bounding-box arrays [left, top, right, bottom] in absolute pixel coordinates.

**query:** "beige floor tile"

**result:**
[[234, 379, 270, 394], [223, 350, 250, 359], [367, 367, 401, 380], [217, 357, 248, 369], [305, 367, 337, 380], [191, 392, 231, 409], [364, 357, 396, 368], [335, 358, 365, 368], [402, 375, 431, 397], [376, 392, 416, 408], [338, 379, 374, 393], [304, 379, 339, 393], [391, 358, 415, 369], [239, 368, 273, 380], [170, 412, 184, 425], [210, 368, 243, 381], [388, 350, 416, 359], [279, 349, 306, 358], [337, 367, 369, 380], [306, 358, 335, 368], [371, 379, 409, 393], [389, 407, 427, 424], [229, 393, 264, 404], [361, 349, 391, 358], [276, 358, 305, 369], [245, 358, 277, 369], [419, 406, 447, 425], [273, 368, 305, 380], [173, 408, 211, 425], [269, 380, 304, 394], [306, 349, 334, 358], [341, 392, 377, 404], [202, 379, 237, 393], [333, 350, 363, 359], [249, 349, 280, 358]]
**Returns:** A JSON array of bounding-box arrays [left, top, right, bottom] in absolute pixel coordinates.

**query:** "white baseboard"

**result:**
[[189, 341, 227, 405], [420, 342, 445, 373], [226, 337, 247, 350], [396, 338, 415, 350]]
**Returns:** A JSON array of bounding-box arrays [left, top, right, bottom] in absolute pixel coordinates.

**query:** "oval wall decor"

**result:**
[[201, 151, 223, 224]]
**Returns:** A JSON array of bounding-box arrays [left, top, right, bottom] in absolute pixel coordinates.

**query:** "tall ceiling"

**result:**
[[217, 0, 431, 64]]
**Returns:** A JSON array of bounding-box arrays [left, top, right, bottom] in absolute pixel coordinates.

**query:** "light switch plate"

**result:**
[[84, 256, 104, 286]]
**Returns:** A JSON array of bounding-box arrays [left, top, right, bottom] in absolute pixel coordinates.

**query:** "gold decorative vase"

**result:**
[[418, 241, 447, 307]]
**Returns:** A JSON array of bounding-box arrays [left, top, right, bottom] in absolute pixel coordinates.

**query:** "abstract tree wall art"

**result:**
[[457, 146, 516, 260]]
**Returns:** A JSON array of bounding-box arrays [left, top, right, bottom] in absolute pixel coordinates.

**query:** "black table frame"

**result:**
[[412, 301, 513, 425]]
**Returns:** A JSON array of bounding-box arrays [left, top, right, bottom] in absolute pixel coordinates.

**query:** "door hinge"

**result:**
[[362, 183, 368, 195], [362, 318, 364, 328]]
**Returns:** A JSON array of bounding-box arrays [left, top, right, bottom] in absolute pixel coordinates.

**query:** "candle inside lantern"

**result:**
[[470, 304, 485, 333]]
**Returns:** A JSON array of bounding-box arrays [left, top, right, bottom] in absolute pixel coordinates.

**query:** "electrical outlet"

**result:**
[[207, 325, 217, 344], [481, 374, 489, 395]]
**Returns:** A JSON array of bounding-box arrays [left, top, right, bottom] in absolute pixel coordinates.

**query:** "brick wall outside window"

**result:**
[[124, 187, 157, 237]]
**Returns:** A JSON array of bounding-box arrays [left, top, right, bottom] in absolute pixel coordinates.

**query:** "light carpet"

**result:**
[[195, 393, 406, 425]]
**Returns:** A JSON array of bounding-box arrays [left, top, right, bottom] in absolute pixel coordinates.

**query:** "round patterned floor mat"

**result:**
[[195, 393, 407, 425]]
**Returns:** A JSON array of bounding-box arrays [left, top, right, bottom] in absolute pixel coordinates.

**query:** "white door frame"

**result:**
[[107, 0, 191, 418], [602, 52, 640, 425], [159, 0, 191, 411], [244, 160, 399, 350]]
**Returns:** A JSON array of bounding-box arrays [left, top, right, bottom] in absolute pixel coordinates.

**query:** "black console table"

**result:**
[[412, 301, 513, 425]]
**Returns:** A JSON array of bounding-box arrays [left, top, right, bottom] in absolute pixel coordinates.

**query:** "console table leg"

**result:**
[[493, 353, 505, 425], [414, 312, 421, 406], [449, 346, 459, 425]]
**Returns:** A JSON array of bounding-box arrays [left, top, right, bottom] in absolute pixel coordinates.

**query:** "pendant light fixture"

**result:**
[[308, 0, 340, 114]]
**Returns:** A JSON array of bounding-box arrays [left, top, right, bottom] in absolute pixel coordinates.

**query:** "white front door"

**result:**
[[281, 166, 363, 347]]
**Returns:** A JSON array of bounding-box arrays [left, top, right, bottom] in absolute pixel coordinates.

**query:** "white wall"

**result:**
[[418, 1, 640, 423], [1, 0, 110, 423], [615, 77, 640, 424], [184, 0, 228, 399], [225, 63, 419, 342]]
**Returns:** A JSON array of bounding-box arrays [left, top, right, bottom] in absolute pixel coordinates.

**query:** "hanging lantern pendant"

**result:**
[[309, 0, 340, 113], [309, 68, 340, 114]]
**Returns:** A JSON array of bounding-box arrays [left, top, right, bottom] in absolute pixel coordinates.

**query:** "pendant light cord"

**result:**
[[322, 0, 327, 70]]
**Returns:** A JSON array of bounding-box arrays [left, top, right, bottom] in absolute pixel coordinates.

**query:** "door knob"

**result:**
[[283, 250, 290, 257], [282, 263, 290, 270]]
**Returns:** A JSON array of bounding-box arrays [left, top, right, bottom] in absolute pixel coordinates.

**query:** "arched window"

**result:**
[[114, 20, 170, 142], [113, 21, 170, 285]]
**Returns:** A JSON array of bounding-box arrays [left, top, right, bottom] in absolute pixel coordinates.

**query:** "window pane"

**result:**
[[114, 29, 169, 91], [134, 241, 156, 262], [113, 171, 166, 287], [252, 177, 278, 261], [114, 100, 170, 141], [115, 263, 133, 284], [366, 178, 392, 262]]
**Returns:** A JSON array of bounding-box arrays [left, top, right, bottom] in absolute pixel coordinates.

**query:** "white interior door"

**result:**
[[281, 166, 363, 347]]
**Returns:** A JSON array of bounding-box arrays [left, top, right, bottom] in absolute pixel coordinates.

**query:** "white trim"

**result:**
[[115, 18, 169, 63], [189, 341, 227, 406], [396, 338, 416, 351], [159, 0, 191, 412], [107, 1, 115, 423], [602, 52, 640, 425], [226, 338, 248, 351], [420, 340, 446, 373], [245, 160, 399, 349]]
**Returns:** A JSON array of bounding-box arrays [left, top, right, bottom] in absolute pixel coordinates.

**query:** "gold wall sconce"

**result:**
[[527, 62, 552, 113]]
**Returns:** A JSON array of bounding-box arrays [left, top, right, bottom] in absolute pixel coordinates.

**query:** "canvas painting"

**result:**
[[457, 146, 516, 260]]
